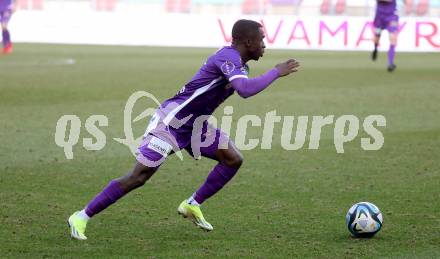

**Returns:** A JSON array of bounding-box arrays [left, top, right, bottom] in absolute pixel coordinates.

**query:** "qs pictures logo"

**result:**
[[54, 91, 387, 160]]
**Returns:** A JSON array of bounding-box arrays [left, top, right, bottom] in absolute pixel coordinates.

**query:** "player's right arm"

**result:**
[[231, 59, 300, 98]]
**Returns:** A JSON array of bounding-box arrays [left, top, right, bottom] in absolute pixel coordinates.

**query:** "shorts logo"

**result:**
[[147, 136, 172, 156], [221, 61, 235, 75]]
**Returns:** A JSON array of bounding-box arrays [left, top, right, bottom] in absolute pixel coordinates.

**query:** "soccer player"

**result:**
[[68, 19, 300, 240], [371, 0, 400, 72], [0, 0, 14, 54]]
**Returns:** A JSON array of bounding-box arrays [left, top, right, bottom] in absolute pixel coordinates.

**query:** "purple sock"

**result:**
[[2, 29, 11, 47], [85, 180, 125, 217], [388, 45, 396, 66], [193, 163, 238, 204]]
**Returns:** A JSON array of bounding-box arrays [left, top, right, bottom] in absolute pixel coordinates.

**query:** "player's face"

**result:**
[[248, 28, 266, 61]]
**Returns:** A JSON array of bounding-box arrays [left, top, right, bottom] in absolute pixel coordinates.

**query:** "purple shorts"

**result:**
[[136, 121, 229, 169], [373, 12, 399, 33], [0, 8, 13, 24]]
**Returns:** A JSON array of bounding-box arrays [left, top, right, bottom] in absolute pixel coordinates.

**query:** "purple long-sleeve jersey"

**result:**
[[158, 46, 249, 130], [145, 45, 279, 151]]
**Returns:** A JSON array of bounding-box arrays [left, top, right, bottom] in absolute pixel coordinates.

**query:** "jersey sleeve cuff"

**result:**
[[229, 74, 248, 82]]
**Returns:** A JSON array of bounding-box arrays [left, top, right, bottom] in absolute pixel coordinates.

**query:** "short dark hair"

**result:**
[[232, 19, 262, 43]]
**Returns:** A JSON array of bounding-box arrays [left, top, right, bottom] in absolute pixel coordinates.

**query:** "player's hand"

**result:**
[[275, 59, 300, 77]]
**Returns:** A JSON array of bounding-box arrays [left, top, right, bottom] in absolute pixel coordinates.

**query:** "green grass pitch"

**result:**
[[0, 44, 439, 258]]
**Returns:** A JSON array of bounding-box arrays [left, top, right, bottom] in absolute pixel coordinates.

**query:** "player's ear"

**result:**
[[245, 38, 252, 47]]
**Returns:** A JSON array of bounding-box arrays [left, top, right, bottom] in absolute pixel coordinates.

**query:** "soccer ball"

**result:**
[[346, 202, 383, 238]]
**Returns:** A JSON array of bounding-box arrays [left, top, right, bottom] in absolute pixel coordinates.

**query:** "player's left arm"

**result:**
[[231, 59, 300, 98]]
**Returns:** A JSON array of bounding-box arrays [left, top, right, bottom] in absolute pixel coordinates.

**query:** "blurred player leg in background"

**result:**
[[372, 16, 398, 72], [0, 1, 14, 54], [372, 9, 385, 62], [372, 0, 399, 72], [372, 29, 381, 61], [386, 19, 398, 72]]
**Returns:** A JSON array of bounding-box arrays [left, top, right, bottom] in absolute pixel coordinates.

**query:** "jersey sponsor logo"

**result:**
[[147, 136, 172, 156], [221, 61, 235, 75]]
